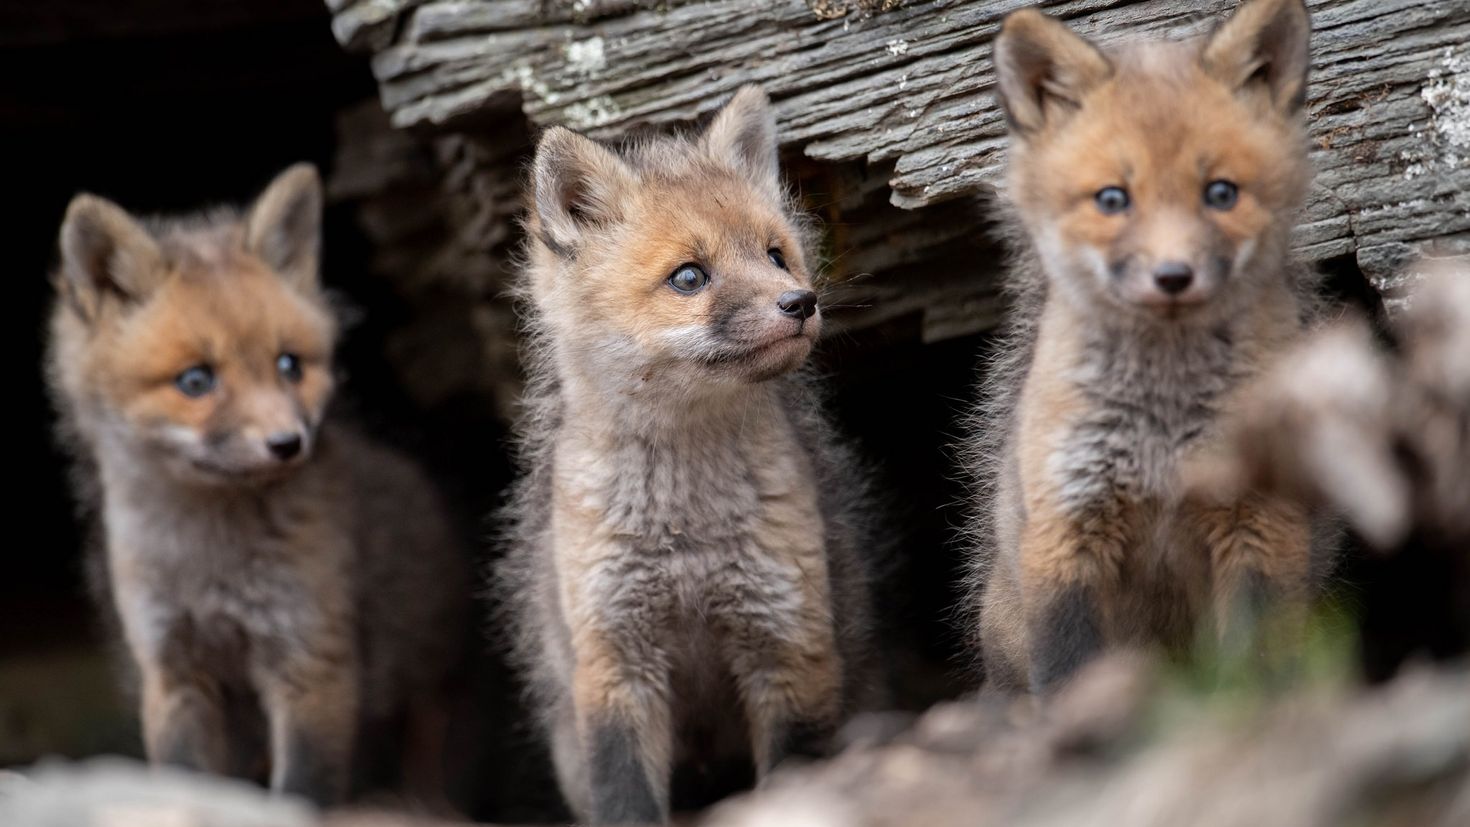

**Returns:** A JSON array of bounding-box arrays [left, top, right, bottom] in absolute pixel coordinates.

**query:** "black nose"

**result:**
[[777, 290, 818, 320], [266, 432, 302, 461], [1153, 262, 1194, 295]]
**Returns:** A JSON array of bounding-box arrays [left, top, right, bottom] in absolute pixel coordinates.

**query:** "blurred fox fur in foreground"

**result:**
[[497, 86, 879, 824], [45, 165, 469, 806], [968, 0, 1337, 693], [1190, 265, 1470, 674]]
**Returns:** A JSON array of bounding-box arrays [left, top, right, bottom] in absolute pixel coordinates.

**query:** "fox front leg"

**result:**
[[571, 635, 673, 825], [1193, 496, 1314, 652], [140, 668, 231, 774], [257, 640, 359, 807], [558, 512, 676, 824], [741, 654, 842, 779], [712, 556, 844, 778], [1018, 509, 1128, 693]]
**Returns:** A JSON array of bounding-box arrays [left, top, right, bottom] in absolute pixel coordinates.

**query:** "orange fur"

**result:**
[[89, 256, 335, 443]]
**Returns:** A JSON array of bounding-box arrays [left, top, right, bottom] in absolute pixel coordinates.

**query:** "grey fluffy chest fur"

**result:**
[[580, 425, 774, 547], [101, 459, 346, 669], [1051, 322, 1242, 513], [552, 389, 826, 626]]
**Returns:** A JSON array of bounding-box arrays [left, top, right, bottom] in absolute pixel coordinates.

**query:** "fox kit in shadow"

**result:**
[[968, 0, 1335, 693], [498, 86, 878, 824], [46, 165, 469, 805]]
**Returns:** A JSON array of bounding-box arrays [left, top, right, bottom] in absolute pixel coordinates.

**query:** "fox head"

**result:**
[[525, 85, 819, 401], [994, 0, 1312, 320], [53, 164, 336, 485]]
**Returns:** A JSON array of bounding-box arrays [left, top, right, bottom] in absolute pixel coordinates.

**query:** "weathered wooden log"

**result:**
[[329, 0, 1469, 283], [323, 0, 1469, 410], [329, 101, 528, 416]]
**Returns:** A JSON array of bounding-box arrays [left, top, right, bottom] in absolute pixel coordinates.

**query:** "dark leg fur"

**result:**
[[223, 692, 269, 782], [275, 727, 349, 807], [151, 685, 229, 773], [1216, 567, 1271, 656], [763, 717, 833, 774], [587, 720, 664, 825], [258, 647, 358, 807], [1028, 583, 1103, 694]]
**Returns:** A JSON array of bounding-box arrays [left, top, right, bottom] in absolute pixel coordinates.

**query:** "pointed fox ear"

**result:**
[[245, 163, 322, 291], [1202, 0, 1311, 115], [993, 9, 1113, 136], [59, 193, 165, 312], [703, 85, 781, 198], [532, 126, 636, 255]]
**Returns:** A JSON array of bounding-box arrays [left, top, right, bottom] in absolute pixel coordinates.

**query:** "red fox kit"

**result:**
[[498, 86, 878, 824], [46, 165, 468, 805], [968, 0, 1333, 692]]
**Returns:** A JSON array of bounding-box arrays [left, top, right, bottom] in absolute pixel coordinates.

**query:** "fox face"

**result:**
[[527, 86, 819, 394], [56, 165, 336, 484], [995, 0, 1311, 319]]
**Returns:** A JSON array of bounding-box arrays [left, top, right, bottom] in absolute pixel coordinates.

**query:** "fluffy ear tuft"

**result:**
[[1202, 0, 1311, 115], [532, 127, 636, 254], [245, 163, 323, 290], [702, 85, 781, 198], [59, 194, 164, 312], [993, 9, 1113, 136]]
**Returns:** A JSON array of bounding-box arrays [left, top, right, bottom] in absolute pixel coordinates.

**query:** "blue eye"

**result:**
[[1204, 180, 1239, 210], [768, 248, 787, 270], [668, 264, 709, 295], [277, 353, 303, 383], [1095, 186, 1130, 214], [175, 365, 216, 398]]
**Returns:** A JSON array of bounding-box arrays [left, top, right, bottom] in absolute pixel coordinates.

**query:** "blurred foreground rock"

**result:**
[[0, 759, 317, 827], [0, 759, 461, 827], [707, 656, 1470, 827], [1193, 266, 1470, 678], [5, 658, 1468, 826]]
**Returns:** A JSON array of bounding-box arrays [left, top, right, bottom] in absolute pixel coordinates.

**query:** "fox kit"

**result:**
[[46, 165, 468, 805], [498, 86, 877, 824], [968, 0, 1331, 692]]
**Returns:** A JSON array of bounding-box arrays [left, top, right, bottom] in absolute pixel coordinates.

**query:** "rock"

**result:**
[[0, 758, 317, 827], [703, 657, 1470, 827]]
